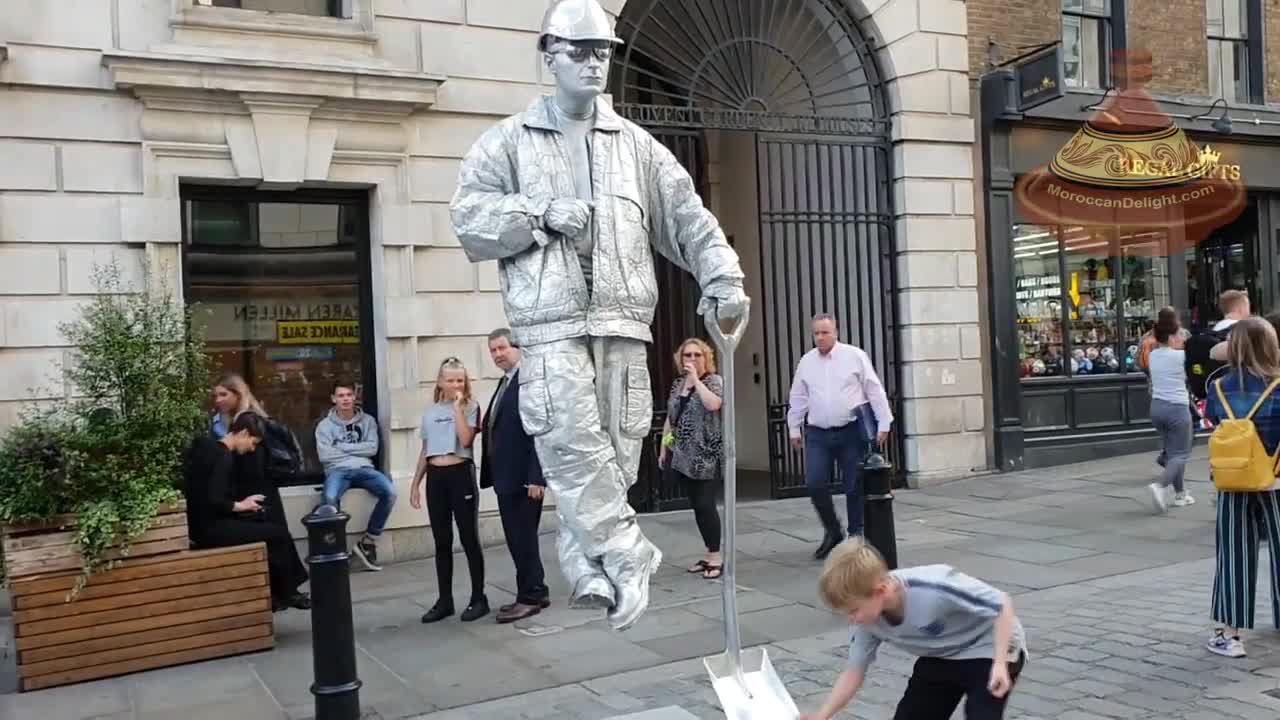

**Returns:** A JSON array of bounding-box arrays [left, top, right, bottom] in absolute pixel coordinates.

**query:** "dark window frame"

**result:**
[[1205, 0, 1264, 104], [1061, 0, 1125, 89], [179, 185, 378, 485], [209, 0, 347, 18]]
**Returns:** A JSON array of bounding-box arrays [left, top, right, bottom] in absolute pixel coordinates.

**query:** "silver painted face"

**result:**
[[545, 40, 612, 104]]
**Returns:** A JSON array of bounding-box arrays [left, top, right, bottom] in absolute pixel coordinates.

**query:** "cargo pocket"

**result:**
[[518, 356, 555, 437], [621, 360, 652, 439]]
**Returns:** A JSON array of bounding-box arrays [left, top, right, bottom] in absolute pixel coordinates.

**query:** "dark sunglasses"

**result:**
[[682, 351, 704, 357], [554, 46, 612, 63]]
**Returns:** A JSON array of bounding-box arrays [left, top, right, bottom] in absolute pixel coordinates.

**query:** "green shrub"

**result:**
[[0, 261, 208, 589]]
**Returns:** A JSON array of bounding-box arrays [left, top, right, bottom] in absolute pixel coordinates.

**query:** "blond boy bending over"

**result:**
[[800, 539, 1027, 720]]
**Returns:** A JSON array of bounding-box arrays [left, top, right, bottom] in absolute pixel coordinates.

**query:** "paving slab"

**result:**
[[8, 448, 1280, 720], [604, 707, 700, 720]]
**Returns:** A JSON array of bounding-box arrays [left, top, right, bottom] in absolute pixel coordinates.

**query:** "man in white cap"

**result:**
[[450, 0, 749, 630]]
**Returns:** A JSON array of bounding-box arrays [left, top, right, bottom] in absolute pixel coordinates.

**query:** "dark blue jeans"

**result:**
[[804, 424, 870, 536]]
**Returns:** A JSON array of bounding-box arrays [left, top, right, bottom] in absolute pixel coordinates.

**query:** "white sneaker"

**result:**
[[1148, 482, 1169, 514], [1172, 492, 1196, 507], [1207, 631, 1246, 658]]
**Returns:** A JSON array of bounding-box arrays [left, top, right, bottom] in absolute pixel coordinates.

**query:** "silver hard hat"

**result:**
[[537, 0, 623, 51]]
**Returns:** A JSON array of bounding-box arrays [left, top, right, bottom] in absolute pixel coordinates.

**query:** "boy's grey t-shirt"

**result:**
[[420, 400, 480, 459], [847, 565, 1027, 671]]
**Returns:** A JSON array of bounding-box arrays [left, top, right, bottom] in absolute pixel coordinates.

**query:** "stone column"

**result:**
[[867, 0, 988, 483]]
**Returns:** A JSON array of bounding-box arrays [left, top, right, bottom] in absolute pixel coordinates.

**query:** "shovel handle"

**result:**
[[703, 299, 750, 671]]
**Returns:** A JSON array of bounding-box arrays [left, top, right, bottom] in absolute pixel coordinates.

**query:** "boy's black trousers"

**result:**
[[893, 653, 1025, 719]]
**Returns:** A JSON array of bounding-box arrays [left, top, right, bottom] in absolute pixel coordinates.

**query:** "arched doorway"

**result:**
[[611, 0, 900, 509]]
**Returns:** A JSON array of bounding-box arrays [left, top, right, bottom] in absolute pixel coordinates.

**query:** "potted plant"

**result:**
[[0, 261, 208, 592]]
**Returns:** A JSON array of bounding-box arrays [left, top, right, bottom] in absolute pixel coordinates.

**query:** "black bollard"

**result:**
[[303, 504, 362, 720], [862, 453, 899, 570]]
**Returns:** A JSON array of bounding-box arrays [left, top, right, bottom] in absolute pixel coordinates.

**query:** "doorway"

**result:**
[[1182, 198, 1259, 330], [612, 0, 899, 510]]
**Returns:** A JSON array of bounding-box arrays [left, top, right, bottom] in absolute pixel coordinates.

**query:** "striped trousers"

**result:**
[[1212, 489, 1280, 630]]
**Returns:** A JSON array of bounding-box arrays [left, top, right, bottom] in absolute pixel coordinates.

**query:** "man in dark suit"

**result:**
[[481, 327, 550, 623]]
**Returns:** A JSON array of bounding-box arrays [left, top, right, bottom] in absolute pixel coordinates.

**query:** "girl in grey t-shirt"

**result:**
[[410, 357, 488, 623]]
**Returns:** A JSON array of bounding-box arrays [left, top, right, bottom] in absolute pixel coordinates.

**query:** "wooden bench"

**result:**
[[8, 543, 275, 692]]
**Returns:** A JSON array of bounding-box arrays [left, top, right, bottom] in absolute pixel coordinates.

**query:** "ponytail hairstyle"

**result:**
[[432, 357, 474, 406]]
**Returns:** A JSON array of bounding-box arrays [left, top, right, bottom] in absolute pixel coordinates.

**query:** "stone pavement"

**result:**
[[3, 449, 1280, 719]]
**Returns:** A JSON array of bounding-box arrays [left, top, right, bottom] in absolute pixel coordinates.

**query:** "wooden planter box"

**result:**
[[3, 504, 275, 692], [2, 501, 190, 579]]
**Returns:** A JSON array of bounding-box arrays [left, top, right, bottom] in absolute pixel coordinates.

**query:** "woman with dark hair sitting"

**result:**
[[184, 415, 311, 611]]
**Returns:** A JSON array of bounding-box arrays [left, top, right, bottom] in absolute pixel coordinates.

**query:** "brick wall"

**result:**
[[967, 0, 1221, 99], [967, 0, 1060, 76], [1267, 0, 1280, 102], [1128, 0, 1207, 96]]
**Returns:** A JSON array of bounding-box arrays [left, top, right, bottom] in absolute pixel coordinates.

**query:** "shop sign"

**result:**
[[1014, 49, 1247, 256], [1015, 47, 1064, 112], [277, 320, 360, 345]]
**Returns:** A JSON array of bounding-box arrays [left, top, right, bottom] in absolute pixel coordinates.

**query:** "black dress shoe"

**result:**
[[497, 603, 542, 624], [814, 533, 842, 561], [461, 597, 490, 622], [421, 602, 455, 624], [289, 592, 312, 610]]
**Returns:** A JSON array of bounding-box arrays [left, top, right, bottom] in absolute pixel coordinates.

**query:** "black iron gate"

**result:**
[[612, 0, 900, 508], [757, 135, 900, 498], [631, 129, 708, 513]]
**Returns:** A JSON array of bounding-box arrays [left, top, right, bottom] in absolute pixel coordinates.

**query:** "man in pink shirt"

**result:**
[[787, 314, 894, 560]]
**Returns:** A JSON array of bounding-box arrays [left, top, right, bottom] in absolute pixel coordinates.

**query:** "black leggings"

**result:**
[[426, 461, 485, 605], [680, 471, 721, 553]]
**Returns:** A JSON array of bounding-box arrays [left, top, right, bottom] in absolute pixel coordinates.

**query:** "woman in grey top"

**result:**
[[1147, 309, 1196, 513], [659, 338, 725, 580], [411, 357, 488, 623]]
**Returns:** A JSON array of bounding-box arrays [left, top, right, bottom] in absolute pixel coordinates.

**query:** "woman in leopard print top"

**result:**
[[659, 337, 725, 580]]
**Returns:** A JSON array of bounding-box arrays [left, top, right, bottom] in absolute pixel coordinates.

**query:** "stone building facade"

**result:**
[[0, 0, 981, 560]]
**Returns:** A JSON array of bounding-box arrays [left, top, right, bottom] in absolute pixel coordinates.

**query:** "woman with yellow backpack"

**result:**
[[1203, 317, 1280, 659]]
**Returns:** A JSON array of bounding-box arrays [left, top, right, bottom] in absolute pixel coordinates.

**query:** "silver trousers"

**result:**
[[517, 336, 656, 600]]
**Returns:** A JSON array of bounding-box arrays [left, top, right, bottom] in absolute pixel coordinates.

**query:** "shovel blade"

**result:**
[[704, 647, 799, 720]]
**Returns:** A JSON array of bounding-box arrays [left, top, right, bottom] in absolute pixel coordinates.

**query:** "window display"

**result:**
[[1120, 232, 1171, 370], [1013, 225, 1066, 377], [1064, 228, 1121, 375], [1012, 224, 1171, 380]]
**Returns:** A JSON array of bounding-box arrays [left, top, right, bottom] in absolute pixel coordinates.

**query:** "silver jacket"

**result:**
[[450, 96, 745, 347]]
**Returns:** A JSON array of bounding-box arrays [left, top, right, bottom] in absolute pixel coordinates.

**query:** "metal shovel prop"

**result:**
[[701, 299, 800, 719]]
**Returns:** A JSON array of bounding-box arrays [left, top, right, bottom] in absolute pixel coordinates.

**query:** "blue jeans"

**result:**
[[323, 466, 397, 537], [804, 424, 870, 536]]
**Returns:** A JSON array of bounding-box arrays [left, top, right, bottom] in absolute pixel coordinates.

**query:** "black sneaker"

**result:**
[[352, 536, 383, 572], [460, 596, 490, 622], [421, 601, 455, 624]]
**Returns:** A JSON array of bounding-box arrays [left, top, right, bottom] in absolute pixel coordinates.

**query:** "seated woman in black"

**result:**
[[184, 420, 311, 611]]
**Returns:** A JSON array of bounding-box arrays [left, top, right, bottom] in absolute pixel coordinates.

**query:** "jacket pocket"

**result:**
[[621, 360, 652, 439], [518, 357, 555, 437]]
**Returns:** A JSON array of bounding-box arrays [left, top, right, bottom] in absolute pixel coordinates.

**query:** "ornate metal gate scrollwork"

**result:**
[[613, 0, 900, 507]]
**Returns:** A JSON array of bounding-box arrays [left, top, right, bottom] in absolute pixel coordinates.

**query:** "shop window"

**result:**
[[1013, 224, 1169, 380], [203, 0, 347, 17], [1014, 225, 1067, 378], [182, 190, 374, 486], [1061, 0, 1114, 89], [1063, 228, 1122, 375], [1206, 0, 1262, 104]]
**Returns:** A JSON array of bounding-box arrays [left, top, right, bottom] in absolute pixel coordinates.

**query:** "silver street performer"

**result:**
[[449, 0, 748, 631]]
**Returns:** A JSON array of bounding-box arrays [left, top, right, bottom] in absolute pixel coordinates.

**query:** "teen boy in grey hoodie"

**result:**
[[317, 379, 397, 571]]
